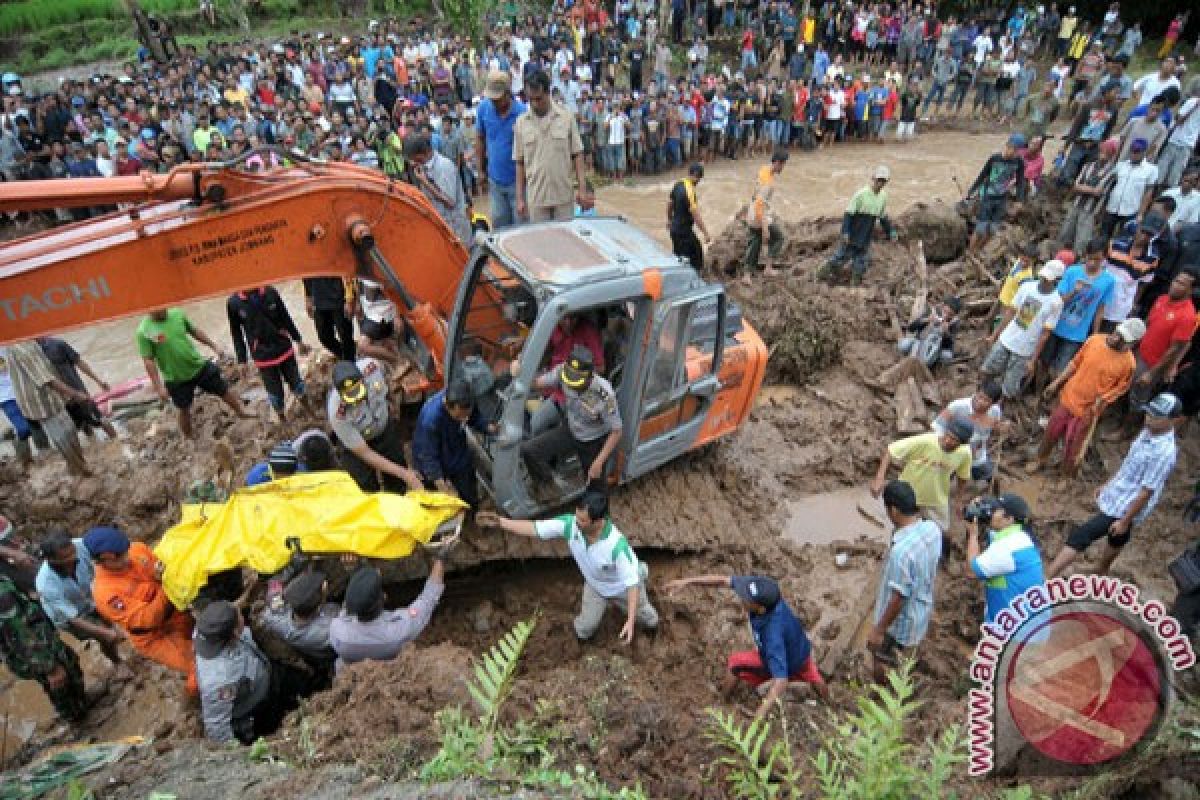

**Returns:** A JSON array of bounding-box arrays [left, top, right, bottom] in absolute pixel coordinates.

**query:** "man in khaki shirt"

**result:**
[[513, 70, 590, 222]]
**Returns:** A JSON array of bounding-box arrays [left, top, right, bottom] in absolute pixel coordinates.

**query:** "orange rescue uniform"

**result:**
[[91, 542, 197, 694]]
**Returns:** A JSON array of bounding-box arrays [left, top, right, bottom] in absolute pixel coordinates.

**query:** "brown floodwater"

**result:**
[[13, 129, 1004, 408]]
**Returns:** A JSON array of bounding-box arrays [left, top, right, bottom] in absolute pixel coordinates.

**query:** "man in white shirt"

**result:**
[[478, 491, 659, 644], [1164, 169, 1200, 231], [1102, 139, 1159, 237], [973, 31, 995, 66], [984, 259, 1066, 400], [1158, 80, 1200, 189], [1132, 57, 1182, 108]]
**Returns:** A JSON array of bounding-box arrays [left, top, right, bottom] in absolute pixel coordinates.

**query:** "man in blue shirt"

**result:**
[[35, 529, 123, 665], [475, 70, 527, 229], [967, 493, 1045, 624], [412, 381, 494, 508], [665, 573, 828, 720]]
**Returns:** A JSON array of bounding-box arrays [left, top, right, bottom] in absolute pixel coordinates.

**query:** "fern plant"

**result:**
[[704, 708, 797, 800], [467, 614, 538, 734], [812, 659, 965, 800]]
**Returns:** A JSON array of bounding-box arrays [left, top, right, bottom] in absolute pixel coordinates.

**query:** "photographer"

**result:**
[[965, 493, 1045, 624]]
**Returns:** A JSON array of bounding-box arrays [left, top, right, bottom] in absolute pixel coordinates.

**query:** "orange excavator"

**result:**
[[0, 148, 767, 517]]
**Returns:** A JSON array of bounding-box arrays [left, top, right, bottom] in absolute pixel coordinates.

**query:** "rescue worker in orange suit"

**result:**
[[83, 526, 197, 695]]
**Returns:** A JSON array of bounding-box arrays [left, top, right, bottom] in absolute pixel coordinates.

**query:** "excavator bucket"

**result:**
[[154, 472, 467, 608]]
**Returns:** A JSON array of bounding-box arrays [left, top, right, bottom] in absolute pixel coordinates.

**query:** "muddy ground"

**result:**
[[3, 130, 1198, 799]]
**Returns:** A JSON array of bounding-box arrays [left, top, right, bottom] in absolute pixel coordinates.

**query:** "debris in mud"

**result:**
[[896, 201, 967, 263], [275, 642, 473, 768], [755, 289, 846, 385]]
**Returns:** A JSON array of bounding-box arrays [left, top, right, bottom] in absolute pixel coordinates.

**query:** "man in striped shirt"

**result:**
[[5, 341, 91, 476], [869, 480, 942, 682], [1047, 392, 1182, 579]]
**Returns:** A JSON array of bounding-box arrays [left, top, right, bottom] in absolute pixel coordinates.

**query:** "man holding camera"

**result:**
[[966, 493, 1045, 624]]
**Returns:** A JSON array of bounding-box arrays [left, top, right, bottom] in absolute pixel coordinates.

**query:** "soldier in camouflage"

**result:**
[[0, 576, 89, 722]]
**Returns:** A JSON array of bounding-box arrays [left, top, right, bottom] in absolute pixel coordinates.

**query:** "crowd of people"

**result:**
[[1, 0, 1199, 760]]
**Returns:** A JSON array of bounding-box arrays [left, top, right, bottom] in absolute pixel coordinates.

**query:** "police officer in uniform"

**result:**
[[258, 570, 337, 688], [522, 345, 623, 489], [194, 601, 273, 744], [327, 359, 422, 493]]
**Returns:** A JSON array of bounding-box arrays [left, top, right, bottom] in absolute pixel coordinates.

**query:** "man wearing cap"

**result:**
[[667, 163, 713, 270], [522, 344, 622, 489], [35, 530, 123, 667], [479, 490, 658, 645], [476, 68, 527, 228], [513, 70, 589, 223], [664, 572, 827, 719], [259, 570, 337, 685], [819, 165, 899, 285], [1100, 138, 1159, 239], [194, 601, 274, 743], [1029, 322, 1142, 478], [966, 133, 1029, 252], [330, 557, 447, 669], [966, 493, 1044, 623], [245, 441, 303, 487], [227, 285, 312, 423], [1047, 392, 1182, 579], [137, 307, 254, 439], [0, 576, 90, 724], [871, 420, 974, 531], [868, 480, 942, 681], [86, 527, 198, 695], [327, 358, 421, 494], [984, 259, 1066, 401]]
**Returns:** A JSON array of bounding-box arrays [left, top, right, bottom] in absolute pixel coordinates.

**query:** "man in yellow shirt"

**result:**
[[871, 418, 974, 530], [741, 150, 789, 284]]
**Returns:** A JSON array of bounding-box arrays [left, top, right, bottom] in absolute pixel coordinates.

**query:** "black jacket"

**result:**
[[227, 287, 303, 366]]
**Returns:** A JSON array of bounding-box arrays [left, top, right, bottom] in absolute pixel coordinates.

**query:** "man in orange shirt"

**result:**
[[1027, 319, 1144, 477], [741, 149, 788, 284], [83, 527, 197, 695]]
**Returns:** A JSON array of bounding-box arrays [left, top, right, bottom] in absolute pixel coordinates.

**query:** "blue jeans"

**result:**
[[666, 138, 681, 166], [923, 81, 947, 112], [1, 398, 31, 440], [489, 181, 520, 229], [741, 50, 757, 71]]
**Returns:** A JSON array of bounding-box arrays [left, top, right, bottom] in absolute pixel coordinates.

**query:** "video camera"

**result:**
[[961, 496, 1000, 526]]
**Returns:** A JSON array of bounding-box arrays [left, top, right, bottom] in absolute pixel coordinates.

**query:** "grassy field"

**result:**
[[4, 0, 431, 76]]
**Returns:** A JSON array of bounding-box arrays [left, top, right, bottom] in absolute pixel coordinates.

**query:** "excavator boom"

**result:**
[[0, 154, 468, 384]]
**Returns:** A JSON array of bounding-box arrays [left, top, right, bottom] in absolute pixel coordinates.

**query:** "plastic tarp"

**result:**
[[0, 737, 143, 800], [155, 472, 467, 608]]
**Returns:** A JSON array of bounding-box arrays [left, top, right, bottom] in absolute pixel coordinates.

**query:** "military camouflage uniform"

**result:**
[[0, 577, 87, 722]]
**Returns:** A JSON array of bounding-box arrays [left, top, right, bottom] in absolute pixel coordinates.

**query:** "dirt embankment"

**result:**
[[7, 194, 1199, 799]]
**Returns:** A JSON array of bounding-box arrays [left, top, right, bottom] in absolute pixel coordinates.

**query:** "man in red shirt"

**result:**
[[1133, 270, 1197, 408]]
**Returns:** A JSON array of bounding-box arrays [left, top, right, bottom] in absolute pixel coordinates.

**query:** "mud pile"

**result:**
[[10, 196, 1198, 799], [274, 642, 473, 772]]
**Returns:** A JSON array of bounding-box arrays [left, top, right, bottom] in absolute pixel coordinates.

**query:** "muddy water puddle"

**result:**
[[783, 486, 890, 548]]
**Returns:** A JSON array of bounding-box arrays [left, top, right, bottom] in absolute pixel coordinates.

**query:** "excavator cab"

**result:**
[[445, 219, 764, 518], [0, 157, 764, 521]]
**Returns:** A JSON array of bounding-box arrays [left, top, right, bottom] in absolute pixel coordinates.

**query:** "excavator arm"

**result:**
[[0, 149, 472, 387]]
